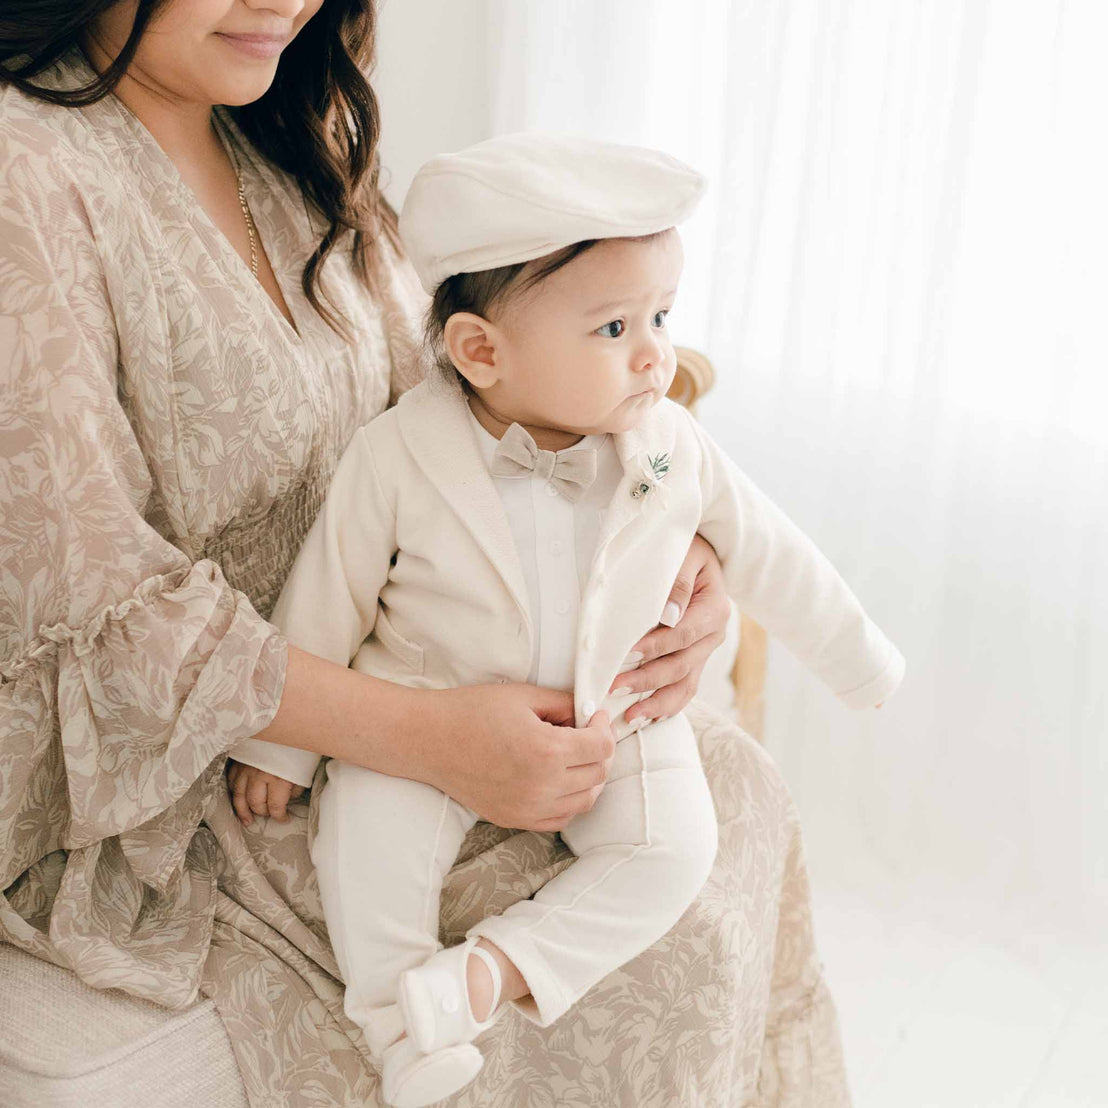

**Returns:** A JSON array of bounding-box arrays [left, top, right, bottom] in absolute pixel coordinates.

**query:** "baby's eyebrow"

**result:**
[[585, 289, 679, 316]]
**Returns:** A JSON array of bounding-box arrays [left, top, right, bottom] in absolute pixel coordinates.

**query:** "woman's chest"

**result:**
[[112, 218, 392, 612]]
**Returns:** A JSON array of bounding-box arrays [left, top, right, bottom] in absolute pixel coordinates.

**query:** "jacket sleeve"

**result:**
[[228, 425, 400, 786], [687, 415, 905, 709]]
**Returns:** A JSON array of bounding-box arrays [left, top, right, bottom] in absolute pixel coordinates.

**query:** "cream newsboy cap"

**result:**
[[398, 132, 706, 295]]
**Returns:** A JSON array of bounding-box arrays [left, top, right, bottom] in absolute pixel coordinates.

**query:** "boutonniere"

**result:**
[[630, 452, 671, 505]]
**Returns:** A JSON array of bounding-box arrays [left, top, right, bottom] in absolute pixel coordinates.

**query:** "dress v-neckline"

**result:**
[[101, 88, 306, 348], [211, 112, 300, 339]]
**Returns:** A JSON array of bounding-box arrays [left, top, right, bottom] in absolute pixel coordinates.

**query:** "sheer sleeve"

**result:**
[[0, 136, 286, 1003], [371, 233, 431, 406]]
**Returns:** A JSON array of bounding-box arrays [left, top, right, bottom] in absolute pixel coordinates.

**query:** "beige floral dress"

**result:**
[[0, 55, 850, 1107]]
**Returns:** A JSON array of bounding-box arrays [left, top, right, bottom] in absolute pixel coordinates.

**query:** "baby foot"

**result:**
[[398, 937, 504, 1054], [380, 1037, 483, 1108]]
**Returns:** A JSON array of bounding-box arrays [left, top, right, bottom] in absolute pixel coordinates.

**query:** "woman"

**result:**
[[0, 1, 850, 1104]]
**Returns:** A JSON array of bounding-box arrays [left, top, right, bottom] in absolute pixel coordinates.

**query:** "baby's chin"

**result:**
[[601, 390, 662, 434]]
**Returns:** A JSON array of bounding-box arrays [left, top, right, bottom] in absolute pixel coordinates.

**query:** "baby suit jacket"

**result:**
[[231, 378, 905, 786]]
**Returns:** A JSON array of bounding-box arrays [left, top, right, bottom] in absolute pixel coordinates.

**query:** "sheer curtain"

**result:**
[[480, 0, 1108, 939]]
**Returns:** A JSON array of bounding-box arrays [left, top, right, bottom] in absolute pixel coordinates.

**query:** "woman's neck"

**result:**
[[80, 38, 221, 166]]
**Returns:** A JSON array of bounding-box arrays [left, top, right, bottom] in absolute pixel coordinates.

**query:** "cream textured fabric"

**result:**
[[1, 53, 851, 1107], [0, 943, 247, 1108]]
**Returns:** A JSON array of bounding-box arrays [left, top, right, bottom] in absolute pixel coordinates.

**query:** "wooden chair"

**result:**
[[668, 347, 767, 742]]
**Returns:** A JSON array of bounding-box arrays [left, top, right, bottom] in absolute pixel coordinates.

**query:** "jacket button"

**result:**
[[582, 700, 597, 717]]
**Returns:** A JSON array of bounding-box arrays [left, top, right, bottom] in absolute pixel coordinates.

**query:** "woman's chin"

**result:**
[[208, 69, 280, 107]]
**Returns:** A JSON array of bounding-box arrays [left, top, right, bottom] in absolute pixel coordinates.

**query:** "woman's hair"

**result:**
[[0, 0, 399, 332]]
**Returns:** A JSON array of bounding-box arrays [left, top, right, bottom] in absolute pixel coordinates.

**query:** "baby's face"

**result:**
[[483, 230, 684, 438]]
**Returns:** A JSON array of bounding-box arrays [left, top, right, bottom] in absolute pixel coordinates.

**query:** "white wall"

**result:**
[[373, 0, 494, 209]]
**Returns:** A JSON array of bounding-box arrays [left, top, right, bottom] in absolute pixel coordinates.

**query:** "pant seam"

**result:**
[[518, 728, 653, 937], [421, 791, 453, 939]]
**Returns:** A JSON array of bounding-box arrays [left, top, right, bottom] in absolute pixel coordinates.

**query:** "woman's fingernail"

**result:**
[[621, 651, 645, 670], [655, 715, 669, 724], [660, 601, 681, 627], [610, 687, 632, 698]]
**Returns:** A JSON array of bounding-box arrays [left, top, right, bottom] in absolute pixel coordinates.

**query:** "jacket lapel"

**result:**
[[600, 402, 681, 551], [395, 381, 533, 627]]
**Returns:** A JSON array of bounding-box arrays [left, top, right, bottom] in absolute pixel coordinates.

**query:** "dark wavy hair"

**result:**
[[0, 0, 399, 331]]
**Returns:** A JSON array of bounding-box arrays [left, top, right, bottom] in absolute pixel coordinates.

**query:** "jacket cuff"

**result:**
[[228, 737, 321, 788], [836, 644, 906, 710]]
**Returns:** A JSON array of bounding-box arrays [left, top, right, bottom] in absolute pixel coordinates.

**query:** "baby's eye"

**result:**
[[596, 320, 625, 338], [652, 309, 670, 328]]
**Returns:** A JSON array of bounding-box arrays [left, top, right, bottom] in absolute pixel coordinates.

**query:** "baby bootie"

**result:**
[[361, 1003, 408, 1061], [398, 937, 504, 1055], [380, 1036, 483, 1108]]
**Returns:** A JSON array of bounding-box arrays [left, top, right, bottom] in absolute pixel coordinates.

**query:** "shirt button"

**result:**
[[582, 700, 597, 717], [545, 483, 559, 497], [550, 539, 565, 555], [555, 600, 570, 615]]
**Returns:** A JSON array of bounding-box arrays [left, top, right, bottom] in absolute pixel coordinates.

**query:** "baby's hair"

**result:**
[[423, 231, 667, 383]]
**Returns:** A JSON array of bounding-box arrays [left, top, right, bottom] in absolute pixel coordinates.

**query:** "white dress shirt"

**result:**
[[467, 408, 623, 690]]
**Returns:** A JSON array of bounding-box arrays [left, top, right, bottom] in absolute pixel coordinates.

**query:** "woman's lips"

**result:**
[[215, 33, 291, 60]]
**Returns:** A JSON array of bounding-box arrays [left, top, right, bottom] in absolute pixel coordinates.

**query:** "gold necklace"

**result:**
[[234, 166, 259, 280]]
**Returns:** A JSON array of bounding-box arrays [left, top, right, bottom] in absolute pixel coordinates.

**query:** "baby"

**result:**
[[228, 133, 905, 1107]]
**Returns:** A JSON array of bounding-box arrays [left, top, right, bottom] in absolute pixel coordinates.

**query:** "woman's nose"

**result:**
[[244, 0, 308, 17]]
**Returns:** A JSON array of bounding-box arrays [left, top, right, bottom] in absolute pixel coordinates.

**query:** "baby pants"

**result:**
[[311, 711, 718, 1034]]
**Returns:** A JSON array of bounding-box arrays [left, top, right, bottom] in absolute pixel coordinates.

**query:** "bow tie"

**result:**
[[489, 423, 598, 502]]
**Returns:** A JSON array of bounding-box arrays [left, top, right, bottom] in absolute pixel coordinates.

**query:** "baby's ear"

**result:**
[[444, 312, 501, 389]]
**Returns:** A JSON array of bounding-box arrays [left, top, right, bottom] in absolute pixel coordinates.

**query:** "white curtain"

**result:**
[[479, 0, 1108, 939]]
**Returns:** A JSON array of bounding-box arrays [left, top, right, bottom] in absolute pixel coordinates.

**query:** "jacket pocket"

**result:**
[[372, 607, 425, 675]]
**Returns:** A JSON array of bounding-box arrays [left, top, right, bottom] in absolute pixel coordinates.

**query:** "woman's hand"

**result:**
[[252, 648, 615, 835], [613, 533, 730, 724], [416, 684, 616, 834], [226, 761, 305, 826]]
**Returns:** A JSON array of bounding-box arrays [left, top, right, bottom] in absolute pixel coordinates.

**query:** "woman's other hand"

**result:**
[[613, 533, 730, 724], [227, 761, 305, 826], [419, 684, 616, 834]]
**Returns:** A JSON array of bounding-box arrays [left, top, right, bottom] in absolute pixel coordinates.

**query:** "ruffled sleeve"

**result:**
[[0, 116, 286, 1003]]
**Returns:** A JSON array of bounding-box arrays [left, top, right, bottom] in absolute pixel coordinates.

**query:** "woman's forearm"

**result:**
[[249, 645, 615, 831], [253, 645, 436, 783]]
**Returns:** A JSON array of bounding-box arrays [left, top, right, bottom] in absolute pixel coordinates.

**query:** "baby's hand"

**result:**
[[226, 760, 305, 826]]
